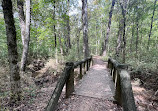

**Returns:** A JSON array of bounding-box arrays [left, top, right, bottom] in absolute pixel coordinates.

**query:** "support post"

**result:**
[[79, 64, 82, 79], [120, 70, 137, 111], [86, 60, 89, 71], [113, 67, 116, 82], [114, 69, 122, 105], [84, 62, 86, 74], [66, 62, 74, 98], [45, 64, 72, 111], [89, 59, 91, 67]]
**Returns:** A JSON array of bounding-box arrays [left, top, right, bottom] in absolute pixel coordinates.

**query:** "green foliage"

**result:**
[[0, 0, 157, 73], [0, 18, 8, 65]]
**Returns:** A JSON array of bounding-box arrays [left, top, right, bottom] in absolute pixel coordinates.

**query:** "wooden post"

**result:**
[[110, 63, 113, 76], [90, 56, 93, 66], [114, 70, 118, 87], [86, 60, 89, 71], [120, 70, 137, 111], [79, 64, 82, 79], [114, 69, 122, 105], [111, 67, 114, 78], [45, 64, 72, 111], [66, 62, 74, 98], [88, 59, 90, 68], [113, 67, 116, 82], [84, 62, 86, 74]]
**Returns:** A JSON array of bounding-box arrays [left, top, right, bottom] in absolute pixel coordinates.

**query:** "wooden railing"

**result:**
[[45, 56, 93, 111], [108, 58, 137, 111]]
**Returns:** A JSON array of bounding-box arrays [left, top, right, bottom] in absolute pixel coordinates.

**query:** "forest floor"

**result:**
[[0, 56, 158, 111], [131, 70, 158, 111]]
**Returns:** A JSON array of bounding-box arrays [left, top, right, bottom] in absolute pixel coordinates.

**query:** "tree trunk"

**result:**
[[53, 0, 57, 48], [120, 1, 127, 63], [130, 21, 135, 53], [2, 0, 21, 102], [116, 19, 123, 60], [135, 15, 139, 58], [82, 0, 89, 58], [17, 0, 25, 45], [53, 0, 58, 63], [20, 0, 31, 71], [102, 0, 116, 56], [147, 0, 157, 49], [95, 23, 98, 55], [59, 32, 63, 56], [76, 28, 82, 59], [67, 0, 71, 49]]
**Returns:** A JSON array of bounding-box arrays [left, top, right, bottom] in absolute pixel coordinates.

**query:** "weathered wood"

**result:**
[[45, 64, 72, 111], [114, 70, 122, 105], [74, 61, 83, 68], [66, 62, 74, 98], [45, 56, 93, 111], [108, 58, 136, 111], [79, 64, 83, 79], [86, 60, 89, 71], [114, 70, 118, 87], [89, 58, 91, 68], [74, 57, 92, 68], [83, 62, 86, 74], [113, 67, 116, 82], [111, 68, 114, 78], [120, 70, 136, 111], [108, 58, 128, 69]]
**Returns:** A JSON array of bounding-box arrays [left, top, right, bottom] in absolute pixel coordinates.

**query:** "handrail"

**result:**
[[45, 56, 93, 111], [108, 58, 137, 111]]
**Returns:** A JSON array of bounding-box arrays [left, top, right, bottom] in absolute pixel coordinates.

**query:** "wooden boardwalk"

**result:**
[[74, 57, 115, 100], [56, 57, 121, 111]]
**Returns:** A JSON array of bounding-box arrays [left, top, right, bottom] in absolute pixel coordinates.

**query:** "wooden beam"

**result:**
[[120, 70, 136, 111], [45, 63, 73, 111], [66, 62, 74, 98]]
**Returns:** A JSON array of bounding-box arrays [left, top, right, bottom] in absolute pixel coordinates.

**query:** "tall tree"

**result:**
[[64, 0, 71, 53], [17, 0, 25, 45], [53, 0, 57, 48], [120, 0, 127, 63], [20, 0, 31, 71], [82, 0, 89, 58], [2, 0, 21, 102], [116, 18, 123, 59], [102, 0, 116, 56], [135, 5, 139, 58], [67, 0, 71, 49], [147, 0, 157, 49]]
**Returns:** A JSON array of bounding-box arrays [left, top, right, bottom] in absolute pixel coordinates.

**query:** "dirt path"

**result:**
[[56, 56, 122, 111]]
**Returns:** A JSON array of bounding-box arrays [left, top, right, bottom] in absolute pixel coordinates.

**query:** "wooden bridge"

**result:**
[[45, 56, 136, 111]]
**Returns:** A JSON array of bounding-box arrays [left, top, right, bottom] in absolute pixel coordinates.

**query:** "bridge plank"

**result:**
[[74, 57, 115, 100]]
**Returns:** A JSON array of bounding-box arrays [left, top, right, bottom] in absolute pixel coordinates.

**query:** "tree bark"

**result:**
[[17, 0, 25, 45], [147, 0, 157, 49], [102, 0, 116, 56], [82, 0, 89, 58], [53, 0, 57, 47], [135, 12, 139, 58], [120, 1, 127, 63], [2, 0, 21, 102], [20, 0, 31, 71], [53, 0, 58, 63], [116, 19, 123, 59], [67, 0, 71, 49], [59, 31, 63, 56], [130, 21, 135, 53], [76, 28, 82, 59]]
